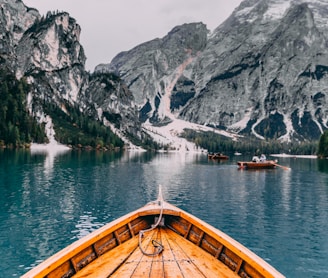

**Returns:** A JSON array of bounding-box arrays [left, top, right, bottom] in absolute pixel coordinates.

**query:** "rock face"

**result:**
[[99, 0, 328, 142], [0, 0, 38, 65], [2, 0, 328, 149], [84, 72, 141, 141], [97, 22, 208, 126], [0, 0, 141, 144]]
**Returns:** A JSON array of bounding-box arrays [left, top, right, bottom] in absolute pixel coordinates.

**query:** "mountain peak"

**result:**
[[232, 0, 328, 32], [3, 0, 328, 151], [104, 0, 328, 144]]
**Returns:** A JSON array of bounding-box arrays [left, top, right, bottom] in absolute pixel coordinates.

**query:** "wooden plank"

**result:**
[[94, 233, 117, 256], [163, 228, 206, 277], [47, 261, 74, 278], [215, 244, 224, 259], [159, 227, 184, 277], [196, 231, 205, 246], [165, 228, 240, 278], [104, 248, 143, 277], [109, 229, 158, 277], [114, 230, 121, 245], [184, 223, 192, 238], [128, 222, 135, 237], [201, 233, 223, 257], [71, 246, 97, 271], [149, 228, 165, 277], [130, 229, 160, 277], [72, 236, 139, 278], [168, 217, 190, 236], [235, 258, 243, 274], [188, 225, 204, 245]]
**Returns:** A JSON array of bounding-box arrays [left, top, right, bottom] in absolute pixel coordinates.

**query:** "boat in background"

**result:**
[[237, 160, 277, 169], [22, 186, 285, 278], [208, 152, 229, 160], [238, 154, 283, 170]]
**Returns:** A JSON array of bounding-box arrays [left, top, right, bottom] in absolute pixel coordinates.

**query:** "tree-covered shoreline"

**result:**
[[0, 69, 124, 150], [181, 129, 318, 156], [0, 69, 325, 154], [317, 130, 328, 158], [0, 69, 47, 148]]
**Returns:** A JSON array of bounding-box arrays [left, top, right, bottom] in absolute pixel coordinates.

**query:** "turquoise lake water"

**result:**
[[0, 149, 328, 277]]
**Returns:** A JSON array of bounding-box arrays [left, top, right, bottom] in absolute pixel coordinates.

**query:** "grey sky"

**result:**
[[23, 0, 243, 71]]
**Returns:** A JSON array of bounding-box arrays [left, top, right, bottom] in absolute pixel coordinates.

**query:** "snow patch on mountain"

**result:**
[[235, 6, 256, 23], [228, 109, 252, 132], [264, 0, 291, 20], [278, 114, 294, 142], [159, 55, 195, 120], [30, 115, 70, 152], [144, 118, 238, 152]]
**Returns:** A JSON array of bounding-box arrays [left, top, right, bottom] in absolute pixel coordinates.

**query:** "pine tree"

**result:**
[[318, 131, 328, 157]]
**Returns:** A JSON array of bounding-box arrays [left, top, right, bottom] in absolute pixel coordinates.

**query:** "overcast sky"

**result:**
[[23, 0, 243, 71]]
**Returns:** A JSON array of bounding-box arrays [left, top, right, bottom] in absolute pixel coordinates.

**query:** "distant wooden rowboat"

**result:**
[[237, 160, 277, 169], [22, 186, 285, 278], [208, 153, 229, 160]]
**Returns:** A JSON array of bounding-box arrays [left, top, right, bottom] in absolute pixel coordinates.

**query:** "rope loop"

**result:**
[[138, 198, 164, 256]]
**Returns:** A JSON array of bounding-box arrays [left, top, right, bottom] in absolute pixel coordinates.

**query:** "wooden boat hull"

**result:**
[[208, 153, 229, 160], [238, 161, 276, 169], [22, 190, 284, 278]]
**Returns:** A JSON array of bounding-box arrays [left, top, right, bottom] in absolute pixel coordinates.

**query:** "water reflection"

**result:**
[[30, 144, 71, 178], [72, 212, 103, 239], [280, 167, 293, 212], [1, 151, 328, 277], [317, 158, 328, 174]]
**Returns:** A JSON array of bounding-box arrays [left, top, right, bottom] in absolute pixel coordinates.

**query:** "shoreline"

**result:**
[[270, 153, 317, 159], [30, 143, 71, 153]]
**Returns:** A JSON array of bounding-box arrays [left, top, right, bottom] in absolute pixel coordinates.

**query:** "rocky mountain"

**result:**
[[2, 0, 328, 151], [99, 0, 328, 144], [0, 0, 142, 148]]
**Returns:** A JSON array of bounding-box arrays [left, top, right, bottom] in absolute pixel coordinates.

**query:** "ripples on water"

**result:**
[[1, 150, 328, 277]]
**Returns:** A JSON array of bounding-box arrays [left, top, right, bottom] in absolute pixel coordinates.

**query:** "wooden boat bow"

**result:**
[[22, 186, 285, 278]]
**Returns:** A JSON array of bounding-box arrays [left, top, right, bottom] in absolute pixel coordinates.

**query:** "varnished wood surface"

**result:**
[[73, 226, 239, 278], [22, 196, 285, 278], [237, 161, 276, 169]]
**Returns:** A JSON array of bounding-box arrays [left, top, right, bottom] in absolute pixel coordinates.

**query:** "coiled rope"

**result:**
[[138, 187, 164, 256]]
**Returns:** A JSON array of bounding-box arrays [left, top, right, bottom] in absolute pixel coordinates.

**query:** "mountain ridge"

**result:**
[[1, 0, 328, 152], [100, 0, 328, 145]]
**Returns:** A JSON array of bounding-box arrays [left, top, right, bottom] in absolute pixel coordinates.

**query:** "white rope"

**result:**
[[138, 190, 164, 256]]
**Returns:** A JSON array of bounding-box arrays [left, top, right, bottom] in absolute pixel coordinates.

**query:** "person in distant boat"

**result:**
[[260, 154, 266, 161], [252, 155, 260, 162]]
